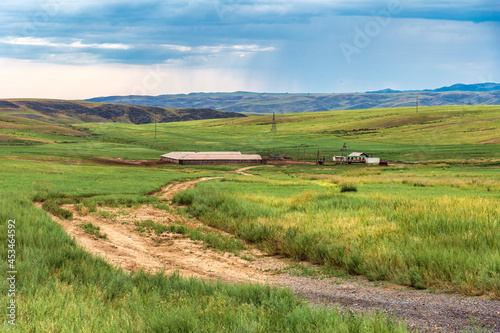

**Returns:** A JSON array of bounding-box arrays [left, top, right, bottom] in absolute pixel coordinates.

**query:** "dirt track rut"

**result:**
[[41, 175, 500, 332]]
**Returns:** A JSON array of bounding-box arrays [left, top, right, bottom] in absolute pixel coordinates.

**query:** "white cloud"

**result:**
[[162, 43, 277, 54], [0, 37, 131, 50], [0, 58, 267, 99]]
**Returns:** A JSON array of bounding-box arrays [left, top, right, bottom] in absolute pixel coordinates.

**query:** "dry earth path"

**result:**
[[234, 165, 274, 176], [40, 176, 500, 332]]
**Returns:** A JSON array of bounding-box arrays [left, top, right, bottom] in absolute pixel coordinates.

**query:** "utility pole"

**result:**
[[270, 112, 277, 132], [462, 145, 464, 165], [416, 96, 419, 114], [341, 143, 349, 164]]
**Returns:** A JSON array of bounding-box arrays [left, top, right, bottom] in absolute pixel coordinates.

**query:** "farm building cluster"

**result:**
[[333, 152, 383, 164], [160, 149, 384, 166]]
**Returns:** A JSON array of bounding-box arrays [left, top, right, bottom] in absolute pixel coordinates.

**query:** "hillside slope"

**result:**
[[0, 99, 245, 144], [79, 105, 499, 162], [6, 100, 244, 124]]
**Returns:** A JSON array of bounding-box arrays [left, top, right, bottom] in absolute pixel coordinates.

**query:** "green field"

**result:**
[[0, 160, 407, 332], [76, 105, 500, 162], [1, 104, 499, 331], [173, 164, 499, 296]]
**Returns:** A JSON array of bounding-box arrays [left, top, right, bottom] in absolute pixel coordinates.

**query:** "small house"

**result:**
[[345, 152, 369, 163]]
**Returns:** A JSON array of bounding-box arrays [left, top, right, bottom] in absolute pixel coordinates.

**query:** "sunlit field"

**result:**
[[1, 104, 498, 331]]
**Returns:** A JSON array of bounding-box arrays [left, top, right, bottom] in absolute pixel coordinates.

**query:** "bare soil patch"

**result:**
[[92, 158, 169, 167], [37, 201, 284, 283], [479, 138, 500, 144]]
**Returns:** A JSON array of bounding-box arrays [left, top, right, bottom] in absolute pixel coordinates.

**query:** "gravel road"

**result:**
[[273, 275, 500, 332]]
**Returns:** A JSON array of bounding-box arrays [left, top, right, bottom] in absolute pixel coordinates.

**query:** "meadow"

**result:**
[[0, 104, 499, 330], [78, 104, 500, 162], [0, 160, 407, 332], [173, 164, 499, 297]]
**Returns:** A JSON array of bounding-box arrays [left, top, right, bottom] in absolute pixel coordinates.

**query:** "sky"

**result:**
[[0, 0, 498, 99]]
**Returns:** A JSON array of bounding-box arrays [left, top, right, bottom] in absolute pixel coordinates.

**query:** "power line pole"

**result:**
[[341, 143, 349, 164], [270, 112, 277, 132], [416, 96, 419, 114]]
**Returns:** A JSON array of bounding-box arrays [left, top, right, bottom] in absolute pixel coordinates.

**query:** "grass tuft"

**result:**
[[340, 184, 358, 192], [80, 223, 107, 239], [42, 200, 73, 220]]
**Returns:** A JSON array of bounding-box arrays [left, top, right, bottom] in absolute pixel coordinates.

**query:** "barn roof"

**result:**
[[161, 151, 262, 161], [347, 152, 369, 157]]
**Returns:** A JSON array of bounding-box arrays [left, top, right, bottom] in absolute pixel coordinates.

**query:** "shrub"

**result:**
[[75, 203, 90, 216], [340, 184, 358, 192], [42, 200, 73, 220]]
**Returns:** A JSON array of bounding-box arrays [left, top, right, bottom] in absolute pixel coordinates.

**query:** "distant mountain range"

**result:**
[[86, 83, 500, 114], [366, 82, 500, 93]]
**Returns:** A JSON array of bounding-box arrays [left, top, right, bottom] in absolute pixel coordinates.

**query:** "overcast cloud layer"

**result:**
[[0, 0, 498, 99]]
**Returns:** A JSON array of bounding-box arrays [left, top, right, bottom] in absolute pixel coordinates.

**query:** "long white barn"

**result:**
[[161, 152, 263, 165]]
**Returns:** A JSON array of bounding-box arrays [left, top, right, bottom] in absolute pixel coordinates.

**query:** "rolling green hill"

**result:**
[[0, 99, 244, 145], [74, 104, 500, 162], [1, 103, 498, 163]]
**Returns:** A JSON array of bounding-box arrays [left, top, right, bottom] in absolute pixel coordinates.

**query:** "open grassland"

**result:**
[[0, 161, 407, 332], [3, 105, 499, 162], [173, 164, 500, 298], [76, 105, 500, 162], [1, 104, 499, 330]]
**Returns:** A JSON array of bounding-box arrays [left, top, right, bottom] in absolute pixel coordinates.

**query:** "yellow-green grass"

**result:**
[[0, 164, 407, 332], [0, 104, 498, 330], [0, 106, 88, 144], [76, 105, 500, 162], [2, 104, 498, 162], [173, 164, 500, 298]]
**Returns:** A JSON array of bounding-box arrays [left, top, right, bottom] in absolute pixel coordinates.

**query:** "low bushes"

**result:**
[[42, 200, 73, 220]]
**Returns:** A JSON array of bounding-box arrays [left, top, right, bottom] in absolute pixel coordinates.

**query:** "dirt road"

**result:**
[[234, 165, 274, 176], [40, 176, 500, 332]]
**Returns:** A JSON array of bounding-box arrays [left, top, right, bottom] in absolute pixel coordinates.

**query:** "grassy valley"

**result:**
[[1, 103, 499, 331], [78, 104, 500, 162]]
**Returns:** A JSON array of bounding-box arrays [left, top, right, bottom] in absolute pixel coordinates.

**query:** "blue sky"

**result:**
[[0, 0, 498, 99]]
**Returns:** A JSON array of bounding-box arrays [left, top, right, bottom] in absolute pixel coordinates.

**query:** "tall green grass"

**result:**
[[173, 168, 500, 298], [0, 194, 407, 332], [135, 220, 246, 254]]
